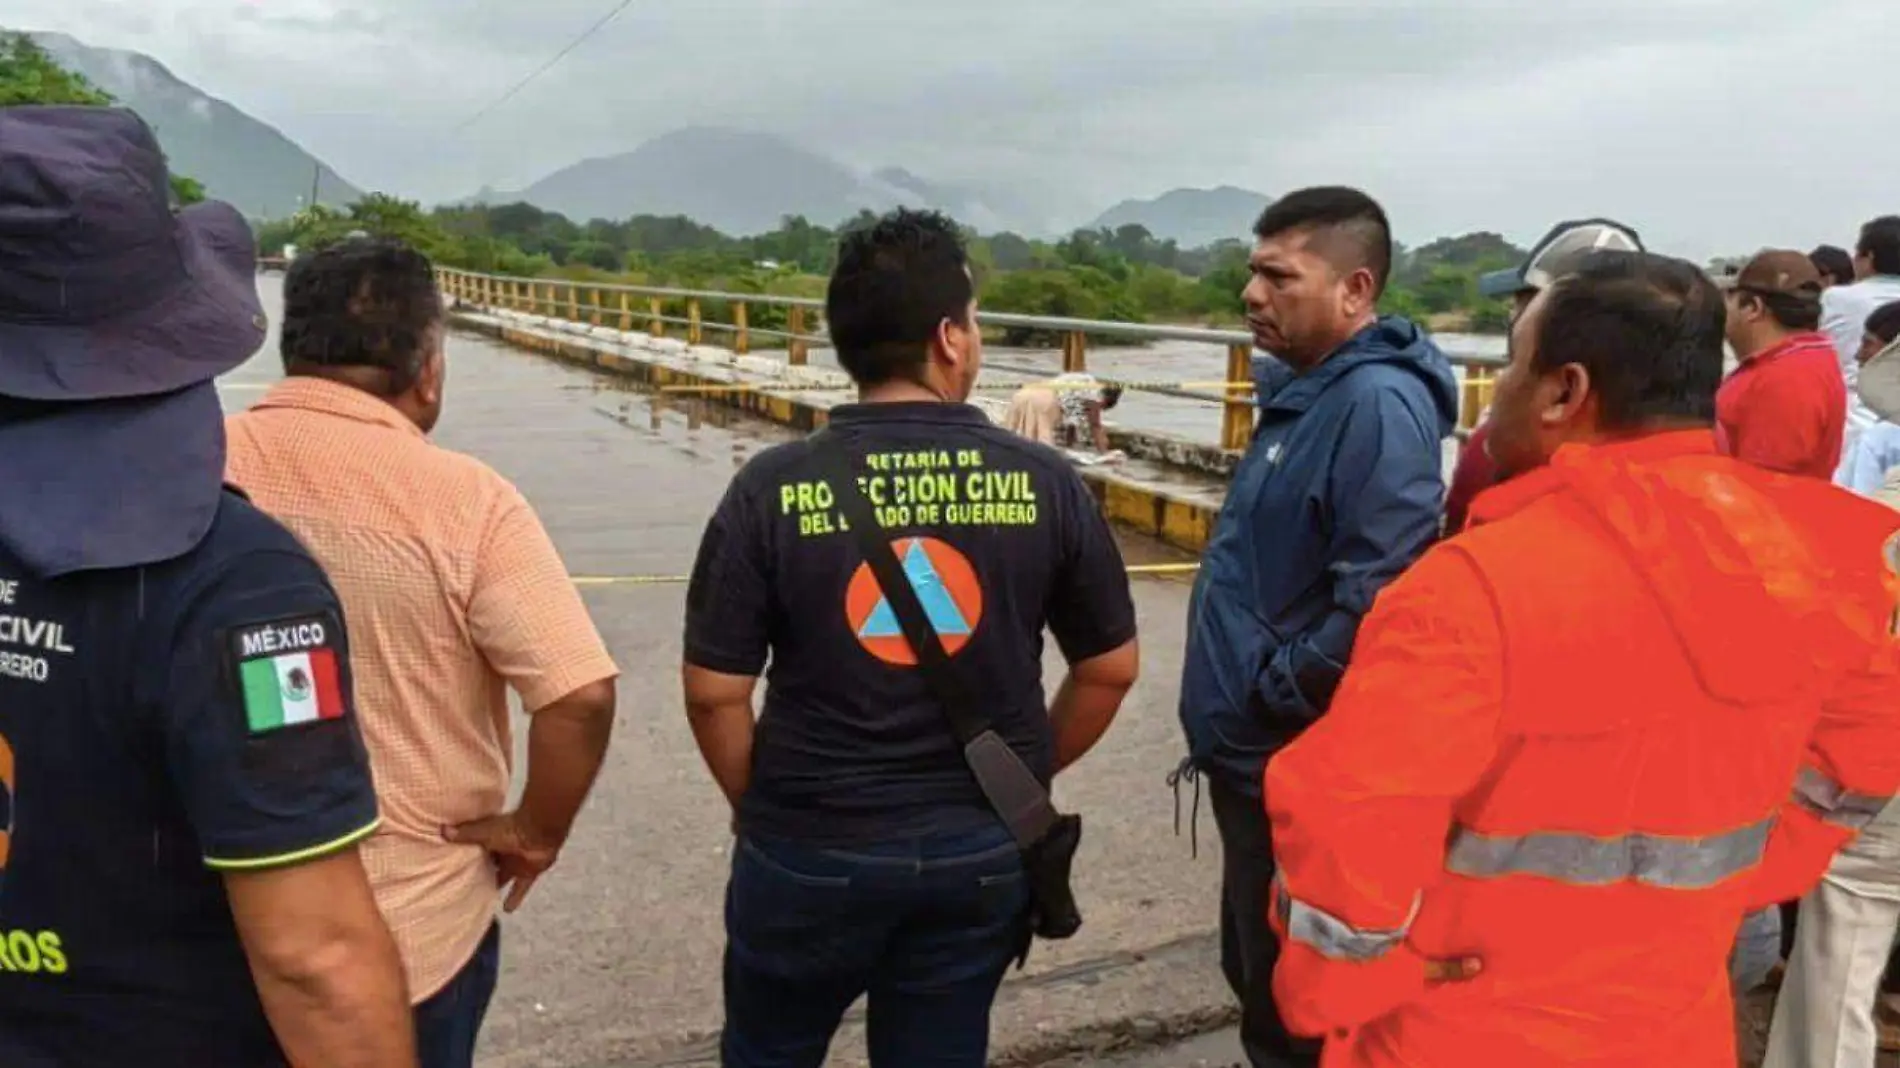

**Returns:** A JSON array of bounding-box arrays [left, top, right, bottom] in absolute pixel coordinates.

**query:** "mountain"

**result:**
[[29, 31, 361, 217], [861, 167, 1058, 237], [509, 128, 875, 236], [1087, 186, 1273, 248], [499, 127, 1062, 237]]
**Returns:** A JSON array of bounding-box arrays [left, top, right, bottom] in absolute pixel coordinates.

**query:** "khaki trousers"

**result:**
[[1764, 796, 1900, 1068]]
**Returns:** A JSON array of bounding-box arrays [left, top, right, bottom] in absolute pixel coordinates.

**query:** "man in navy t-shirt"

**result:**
[[0, 106, 416, 1067], [683, 209, 1141, 1068]]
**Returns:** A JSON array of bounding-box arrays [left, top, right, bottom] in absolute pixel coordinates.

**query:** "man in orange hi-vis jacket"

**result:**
[[1265, 251, 1900, 1068]]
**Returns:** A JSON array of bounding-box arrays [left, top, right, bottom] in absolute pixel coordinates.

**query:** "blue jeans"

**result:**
[[1731, 906, 1782, 994], [414, 922, 501, 1068], [721, 822, 1030, 1068]]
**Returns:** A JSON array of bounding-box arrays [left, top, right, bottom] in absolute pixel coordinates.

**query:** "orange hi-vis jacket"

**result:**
[[1266, 431, 1900, 1068]]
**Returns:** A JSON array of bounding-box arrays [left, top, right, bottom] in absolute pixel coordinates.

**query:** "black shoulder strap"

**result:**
[[811, 428, 1061, 846], [811, 431, 986, 744]]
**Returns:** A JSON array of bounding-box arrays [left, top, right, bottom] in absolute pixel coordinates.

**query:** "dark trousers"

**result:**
[[720, 822, 1030, 1068], [1211, 778, 1322, 1068], [414, 923, 502, 1068]]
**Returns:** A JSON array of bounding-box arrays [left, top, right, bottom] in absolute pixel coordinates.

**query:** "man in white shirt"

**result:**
[[1825, 216, 1900, 472]]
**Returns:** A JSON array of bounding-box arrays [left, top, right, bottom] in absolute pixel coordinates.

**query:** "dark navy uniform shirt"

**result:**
[[0, 489, 379, 1067], [684, 403, 1137, 845]]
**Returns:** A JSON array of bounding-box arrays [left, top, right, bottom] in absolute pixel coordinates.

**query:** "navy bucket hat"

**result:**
[[0, 106, 264, 576], [0, 105, 266, 400]]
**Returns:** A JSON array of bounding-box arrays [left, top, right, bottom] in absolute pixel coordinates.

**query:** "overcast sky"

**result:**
[[13, 0, 1897, 257]]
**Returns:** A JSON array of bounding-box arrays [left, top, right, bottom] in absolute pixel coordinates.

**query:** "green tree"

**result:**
[[3, 34, 213, 209], [169, 175, 206, 205], [1414, 265, 1478, 316], [0, 34, 109, 106]]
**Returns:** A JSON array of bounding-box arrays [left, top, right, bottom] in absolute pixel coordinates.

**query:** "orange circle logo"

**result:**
[[844, 537, 984, 666]]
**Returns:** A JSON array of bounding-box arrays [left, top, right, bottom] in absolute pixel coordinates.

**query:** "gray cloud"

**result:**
[[11, 0, 1896, 257]]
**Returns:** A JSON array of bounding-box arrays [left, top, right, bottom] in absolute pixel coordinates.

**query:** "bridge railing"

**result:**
[[434, 267, 1503, 452]]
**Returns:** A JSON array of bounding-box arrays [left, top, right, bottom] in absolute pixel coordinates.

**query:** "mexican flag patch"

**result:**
[[230, 615, 346, 733], [241, 649, 344, 732]]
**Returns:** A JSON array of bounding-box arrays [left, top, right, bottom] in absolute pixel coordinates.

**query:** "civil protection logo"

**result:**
[[844, 537, 984, 666]]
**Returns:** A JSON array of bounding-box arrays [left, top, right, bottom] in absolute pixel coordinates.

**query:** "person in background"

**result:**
[[1767, 300, 1900, 1067], [1447, 219, 1644, 535], [1813, 245, 1859, 290], [1267, 250, 1900, 1067], [225, 239, 620, 1068], [1835, 301, 1900, 496], [0, 105, 416, 1068], [1003, 371, 1124, 456], [1177, 187, 1457, 1068], [683, 209, 1139, 1068], [1824, 217, 1900, 467], [1715, 250, 1846, 479]]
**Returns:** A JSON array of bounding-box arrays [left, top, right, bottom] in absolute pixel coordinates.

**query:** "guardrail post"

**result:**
[[688, 299, 703, 345], [567, 284, 580, 323], [482, 275, 494, 308], [788, 306, 808, 366], [649, 298, 664, 338], [589, 287, 602, 327], [512, 280, 524, 310], [1461, 370, 1494, 431], [733, 301, 750, 355], [618, 291, 632, 332], [1220, 342, 1255, 451], [1061, 331, 1087, 373]]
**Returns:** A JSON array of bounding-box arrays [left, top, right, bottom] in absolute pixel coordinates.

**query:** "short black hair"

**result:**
[[1101, 385, 1124, 409], [825, 208, 974, 387], [1739, 288, 1822, 333], [1858, 216, 1900, 277], [1252, 186, 1393, 296], [1531, 251, 1724, 430], [1810, 244, 1855, 284], [1867, 301, 1900, 346], [281, 237, 442, 394]]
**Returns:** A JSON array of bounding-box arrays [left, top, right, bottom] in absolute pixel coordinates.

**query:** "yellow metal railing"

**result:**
[[434, 268, 1501, 449]]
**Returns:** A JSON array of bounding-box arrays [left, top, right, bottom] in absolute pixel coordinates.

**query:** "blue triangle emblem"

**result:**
[[858, 541, 972, 641]]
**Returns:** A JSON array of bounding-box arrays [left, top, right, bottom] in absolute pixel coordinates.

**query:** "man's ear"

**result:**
[[1345, 267, 1379, 317], [1544, 363, 1592, 425], [416, 341, 446, 403]]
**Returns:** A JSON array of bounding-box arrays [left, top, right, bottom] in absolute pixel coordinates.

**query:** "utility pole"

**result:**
[[310, 162, 321, 209]]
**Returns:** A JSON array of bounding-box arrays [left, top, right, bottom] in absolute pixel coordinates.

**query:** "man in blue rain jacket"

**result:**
[[1179, 188, 1458, 1068]]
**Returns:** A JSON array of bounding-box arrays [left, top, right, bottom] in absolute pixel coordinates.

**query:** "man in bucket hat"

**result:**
[[0, 105, 416, 1067]]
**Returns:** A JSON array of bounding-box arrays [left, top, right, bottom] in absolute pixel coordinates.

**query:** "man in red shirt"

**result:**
[[1716, 250, 1846, 479]]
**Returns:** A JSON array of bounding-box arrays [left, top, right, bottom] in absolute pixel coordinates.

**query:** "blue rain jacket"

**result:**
[[1179, 317, 1459, 792]]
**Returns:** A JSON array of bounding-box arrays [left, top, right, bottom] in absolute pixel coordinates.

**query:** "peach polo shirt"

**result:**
[[225, 377, 618, 1000]]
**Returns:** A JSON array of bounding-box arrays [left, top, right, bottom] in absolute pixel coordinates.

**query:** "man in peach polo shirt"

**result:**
[[226, 238, 619, 1068]]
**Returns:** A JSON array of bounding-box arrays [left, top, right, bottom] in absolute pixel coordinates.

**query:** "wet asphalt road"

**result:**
[[222, 280, 1234, 1067]]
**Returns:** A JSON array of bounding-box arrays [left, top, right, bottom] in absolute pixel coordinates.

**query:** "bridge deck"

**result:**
[[219, 280, 1234, 1068]]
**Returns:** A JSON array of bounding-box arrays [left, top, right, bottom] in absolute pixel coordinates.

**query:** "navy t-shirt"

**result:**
[[683, 403, 1137, 845], [0, 490, 379, 1067]]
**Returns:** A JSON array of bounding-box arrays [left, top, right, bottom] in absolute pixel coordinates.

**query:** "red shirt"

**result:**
[[1715, 332, 1847, 479], [1443, 423, 1497, 536]]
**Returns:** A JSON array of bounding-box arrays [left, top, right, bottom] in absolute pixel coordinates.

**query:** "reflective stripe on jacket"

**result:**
[[1266, 431, 1900, 1068]]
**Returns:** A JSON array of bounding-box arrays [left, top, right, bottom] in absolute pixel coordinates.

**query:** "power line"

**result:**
[[452, 0, 641, 135]]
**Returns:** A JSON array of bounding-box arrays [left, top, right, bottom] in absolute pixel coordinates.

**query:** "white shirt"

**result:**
[[1839, 421, 1900, 496], [1823, 275, 1900, 433]]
